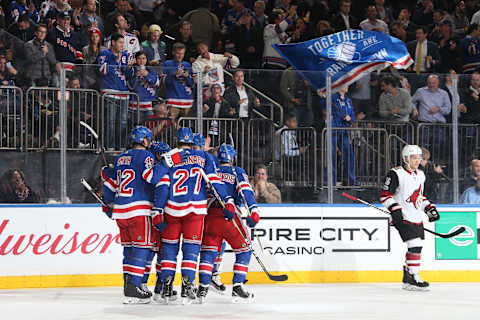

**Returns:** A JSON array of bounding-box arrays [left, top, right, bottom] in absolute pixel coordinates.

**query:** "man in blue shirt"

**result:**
[[460, 178, 480, 204]]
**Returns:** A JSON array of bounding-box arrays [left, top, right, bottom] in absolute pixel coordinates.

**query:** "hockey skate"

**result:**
[[123, 276, 151, 304], [210, 273, 226, 295], [153, 276, 175, 304], [181, 277, 197, 305], [141, 283, 152, 298], [196, 285, 209, 304], [402, 270, 430, 291], [232, 283, 254, 303]]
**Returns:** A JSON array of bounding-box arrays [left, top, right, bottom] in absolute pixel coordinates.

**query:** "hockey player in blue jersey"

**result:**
[[128, 51, 160, 123], [198, 144, 260, 303], [153, 127, 236, 304], [192, 133, 226, 294]]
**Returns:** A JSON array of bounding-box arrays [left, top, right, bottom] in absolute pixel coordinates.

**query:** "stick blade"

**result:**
[[440, 226, 466, 238], [267, 273, 288, 282]]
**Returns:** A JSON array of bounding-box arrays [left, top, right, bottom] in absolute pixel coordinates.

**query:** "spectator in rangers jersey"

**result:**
[[46, 11, 83, 73], [252, 164, 281, 203], [198, 144, 260, 303], [105, 13, 141, 62], [380, 145, 440, 291], [96, 32, 132, 150], [127, 51, 160, 124], [163, 42, 194, 122], [9, 0, 39, 25], [461, 23, 480, 73], [192, 41, 240, 99], [152, 127, 236, 305], [141, 24, 165, 66], [262, 8, 294, 69]]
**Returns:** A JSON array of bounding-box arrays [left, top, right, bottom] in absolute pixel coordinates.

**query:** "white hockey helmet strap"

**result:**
[[402, 145, 422, 170]]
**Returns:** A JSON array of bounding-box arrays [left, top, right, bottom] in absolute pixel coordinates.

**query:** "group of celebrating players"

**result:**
[[101, 125, 260, 304]]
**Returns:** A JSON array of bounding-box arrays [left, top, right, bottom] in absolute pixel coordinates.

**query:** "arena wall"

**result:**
[[1, 204, 480, 289]]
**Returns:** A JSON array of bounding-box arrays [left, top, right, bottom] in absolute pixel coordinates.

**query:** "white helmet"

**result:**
[[401, 145, 422, 169]]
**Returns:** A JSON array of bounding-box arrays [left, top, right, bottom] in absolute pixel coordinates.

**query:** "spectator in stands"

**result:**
[[132, 0, 160, 27], [127, 51, 160, 123], [460, 176, 480, 204], [390, 21, 410, 43], [428, 9, 447, 43], [420, 147, 445, 203], [378, 76, 412, 122], [359, 6, 389, 34], [212, 0, 228, 24], [105, 0, 137, 35], [192, 41, 240, 98], [263, 8, 294, 69], [163, 42, 194, 122], [459, 72, 480, 124], [331, 0, 356, 32], [224, 69, 260, 120], [375, 0, 394, 25], [280, 67, 314, 126], [397, 8, 417, 41], [0, 169, 40, 203], [144, 100, 174, 139], [275, 112, 308, 161], [24, 24, 58, 86], [252, 164, 281, 203], [78, 0, 104, 46], [7, 13, 36, 43], [290, 17, 313, 43], [181, 0, 221, 48], [141, 24, 165, 66], [97, 33, 132, 150], [252, 0, 268, 28], [407, 26, 439, 74], [412, 0, 434, 26], [105, 13, 141, 61], [461, 23, 480, 73], [453, 0, 469, 37], [412, 74, 451, 150], [466, 0, 479, 21], [222, 0, 251, 35], [438, 20, 460, 73], [348, 74, 371, 120], [443, 70, 463, 122], [167, 21, 197, 63], [461, 159, 480, 192], [82, 27, 104, 64], [316, 20, 335, 37], [46, 11, 83, 72], [201, 83, 232, 118], [0, 55, 18, 85], [9, 0, 39, 25], [231, 11, 264, 68]]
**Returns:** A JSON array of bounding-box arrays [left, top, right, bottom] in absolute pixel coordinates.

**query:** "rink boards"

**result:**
[[1, 204, 480, 289]]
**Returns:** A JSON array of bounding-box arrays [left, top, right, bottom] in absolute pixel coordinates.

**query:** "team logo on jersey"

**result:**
[[121, 55, 126, 64], [145, 156, 154, 169], [405, 185, 424, 209], [382, 177, 391, 190], [130, 38, 135, 44]]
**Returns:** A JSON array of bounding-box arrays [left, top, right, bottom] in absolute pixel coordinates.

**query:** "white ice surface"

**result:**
[[1, 283, 479, 320]]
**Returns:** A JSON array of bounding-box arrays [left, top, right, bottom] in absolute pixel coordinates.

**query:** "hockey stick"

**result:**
[[227, 134, 266, 253], [199, 168, 288, 282], [80, 178, 108, 207], [342, 192, 465, 239], [79, 121, 110, 167]]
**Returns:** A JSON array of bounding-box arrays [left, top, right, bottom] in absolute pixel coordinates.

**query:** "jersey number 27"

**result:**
[[173, 168, 202, 196]]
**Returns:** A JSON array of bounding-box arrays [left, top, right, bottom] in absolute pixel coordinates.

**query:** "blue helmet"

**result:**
[[176, 127, 194, 144], [193, 133, 205, 147], [150, 141, 171, 155], [217, 144, 236, 163], [131, 126, 152, 144]]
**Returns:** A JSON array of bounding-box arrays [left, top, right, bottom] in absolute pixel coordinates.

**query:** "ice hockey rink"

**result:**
[[1, 283, 480, 320]]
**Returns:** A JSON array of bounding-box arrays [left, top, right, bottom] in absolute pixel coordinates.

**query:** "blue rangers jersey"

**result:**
[[46, 26, 83, 63], [10, 1, 39, 23], [103, 149, 157, 220], [163, 60, 194, 109], [462, 35, 480, 73], [332, 93, 355, 128], [97, 49, 129, 96], [214, 165, 257, 211], [127, 67, 159, 111], [154, 149, 232, 217]]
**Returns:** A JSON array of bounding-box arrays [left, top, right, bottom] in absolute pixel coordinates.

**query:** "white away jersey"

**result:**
[[380, 166, 431, 224]]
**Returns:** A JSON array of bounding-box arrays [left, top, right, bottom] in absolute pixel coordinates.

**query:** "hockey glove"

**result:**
[[246, 210, 260, 228], [152, 208, 167, 232], [162, 148, 188, 168], [101, 197, 113, 219], [390, 209, 403, 227], [425, 205, 440, 222], [223, 203, 236, 221]]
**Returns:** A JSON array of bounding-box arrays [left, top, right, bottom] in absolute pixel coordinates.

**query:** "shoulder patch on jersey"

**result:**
[[121, 55, 126, 63], [145, 156, 154, 169], [382, 176, 391, 190]]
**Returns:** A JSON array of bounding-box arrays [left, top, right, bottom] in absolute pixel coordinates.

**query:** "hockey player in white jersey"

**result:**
[[380, 145, 440, 291]]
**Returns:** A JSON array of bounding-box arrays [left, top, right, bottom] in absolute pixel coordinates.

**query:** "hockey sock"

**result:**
[[233, 251, 252, 284], [124, 247, 150, 287], [181, 242, 201, 283], [160, 241, 179, 282], [212, 241, 226, 274], [142, 250, 155, 284], [199, 250, 217, 286], [155, 250, 162, 278], [122, 247, 133, 279], [406, 246, 422, 275]]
